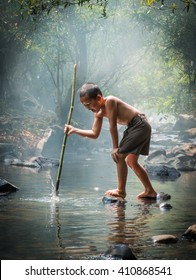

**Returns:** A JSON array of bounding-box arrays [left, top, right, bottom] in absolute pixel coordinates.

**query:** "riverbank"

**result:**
[[0, 112, 195, 171]]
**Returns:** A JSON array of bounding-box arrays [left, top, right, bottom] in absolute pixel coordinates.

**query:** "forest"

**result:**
[[0, 0, 195, 129]]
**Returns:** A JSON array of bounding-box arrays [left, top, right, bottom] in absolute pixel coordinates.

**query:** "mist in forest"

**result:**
[[39, 6, 146, 110], [1, 2, 161, 116], [1, 0, 195, 157]]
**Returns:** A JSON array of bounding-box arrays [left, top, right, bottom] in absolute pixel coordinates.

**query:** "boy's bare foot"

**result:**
[[136, 190, 157, 199], [105, 188, 126, 198]]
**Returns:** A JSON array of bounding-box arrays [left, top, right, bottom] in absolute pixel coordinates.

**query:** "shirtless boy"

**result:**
[[64, 83, 157, 199]]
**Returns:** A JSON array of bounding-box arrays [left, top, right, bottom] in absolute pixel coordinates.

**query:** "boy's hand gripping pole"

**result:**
[[55, 64, 77, 192]]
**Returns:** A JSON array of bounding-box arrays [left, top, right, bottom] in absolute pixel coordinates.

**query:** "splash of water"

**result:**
[[50, 176, 60, 203]]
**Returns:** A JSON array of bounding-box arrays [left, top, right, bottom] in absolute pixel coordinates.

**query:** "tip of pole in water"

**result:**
[[55, 180, 60, 192]]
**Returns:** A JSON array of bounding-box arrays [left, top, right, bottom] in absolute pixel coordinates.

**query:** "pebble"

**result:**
[[159, 202, 173, 211], [156, 192, 171, 202]]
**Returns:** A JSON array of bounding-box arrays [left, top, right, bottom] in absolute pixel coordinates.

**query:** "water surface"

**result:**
[[0, 153, 196, 260]]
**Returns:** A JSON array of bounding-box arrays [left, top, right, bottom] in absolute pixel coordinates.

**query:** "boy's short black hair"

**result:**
[[79, 83, 102, 99]]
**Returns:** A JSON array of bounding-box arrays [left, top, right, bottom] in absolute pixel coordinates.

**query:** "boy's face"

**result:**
[[80, 94, 103, 113]]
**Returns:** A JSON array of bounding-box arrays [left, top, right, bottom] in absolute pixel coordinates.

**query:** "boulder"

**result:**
[[182, 224, 196, 240], [144, 164, 181, 180], [174, 154, 196, 171], [179, 128, 196, 141], [146, 143, 196, 173], [170, 143, 196, 157], [146, 149, 167, 163], [169, 144, 196, 171], [103, 244, 137, 260], [173, 114, 196, 131]]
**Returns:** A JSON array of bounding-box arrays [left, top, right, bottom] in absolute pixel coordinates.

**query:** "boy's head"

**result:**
[[79, 83, 102, 99], [79, 83, 104, 113]]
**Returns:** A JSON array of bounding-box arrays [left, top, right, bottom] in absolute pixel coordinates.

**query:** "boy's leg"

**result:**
[[105, 153, 127, 198], [126, 154, 157, 198]]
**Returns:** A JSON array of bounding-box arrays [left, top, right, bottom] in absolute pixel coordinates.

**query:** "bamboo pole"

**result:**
[[55, 64, 77, 192]]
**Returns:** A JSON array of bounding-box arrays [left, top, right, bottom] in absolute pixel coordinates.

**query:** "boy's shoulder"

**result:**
[[105, 95, 119, 102], [105, 95, 123, 106], [106, 95, 115, 99]]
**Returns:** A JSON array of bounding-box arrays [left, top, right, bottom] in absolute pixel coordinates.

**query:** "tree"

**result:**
[[1, 0, 195, 121], [124, 0, 196, 115], [0, 0, 28, 111]]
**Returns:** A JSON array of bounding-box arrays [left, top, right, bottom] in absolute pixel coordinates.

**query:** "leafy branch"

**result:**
[[10, 0, 108, 18]]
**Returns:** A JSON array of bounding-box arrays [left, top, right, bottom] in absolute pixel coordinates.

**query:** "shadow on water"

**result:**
[[0, 153, 196, 260]]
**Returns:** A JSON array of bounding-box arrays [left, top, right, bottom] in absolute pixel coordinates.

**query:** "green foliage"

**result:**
[[1, 0, 195, 122], [129, 2, 196, 115], [144, 0, 195, 13], [11, 0, 108, 18]]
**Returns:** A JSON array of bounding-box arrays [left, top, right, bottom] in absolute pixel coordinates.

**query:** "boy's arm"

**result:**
[[64, 115, 103, 139]]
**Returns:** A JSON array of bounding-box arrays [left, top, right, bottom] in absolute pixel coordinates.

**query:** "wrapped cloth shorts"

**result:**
[[118, 114, 151, 156]]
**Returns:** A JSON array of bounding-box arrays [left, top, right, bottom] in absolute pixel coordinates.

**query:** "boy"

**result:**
[[64, 83, 157, 199]]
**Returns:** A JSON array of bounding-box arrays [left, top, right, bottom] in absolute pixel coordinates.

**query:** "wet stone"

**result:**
[[0, 177, 19, 195], [102, 195, 125, 204], [103, 244, 137, 260], [182, 224, 196, 240], [152, 234, 178, 244], [145, 164, 181, 179], [159, 203, 173, 211], [156, 192, 171, 202]]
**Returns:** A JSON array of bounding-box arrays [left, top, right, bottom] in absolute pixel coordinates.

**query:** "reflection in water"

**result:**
[[104, 199, 158, 259], [0, 153, 196, 260], [50, 199, 99, 259]]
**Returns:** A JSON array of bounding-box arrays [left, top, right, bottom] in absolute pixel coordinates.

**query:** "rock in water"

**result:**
[[156, 192, 172, 210], [0, 177, 19, 195], [144, 164, 181, 180], [159, 203, 172, 211], [102, 195, 125, 204], [152, 234, 178, 244], [103, 244, 137, 260], [182, 224, 196, 240], [156, 192, 171, 202]]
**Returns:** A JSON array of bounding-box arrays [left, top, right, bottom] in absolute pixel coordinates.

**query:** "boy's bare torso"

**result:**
[[95, 95, 141, 125]]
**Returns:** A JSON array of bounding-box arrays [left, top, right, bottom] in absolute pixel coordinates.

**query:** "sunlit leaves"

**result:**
[[184, 0, 191, 12], [146, 0, 155, 6], [145, 0, 194, 12], [10, 0, 108, 19], [171, 3, 177, 13]]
